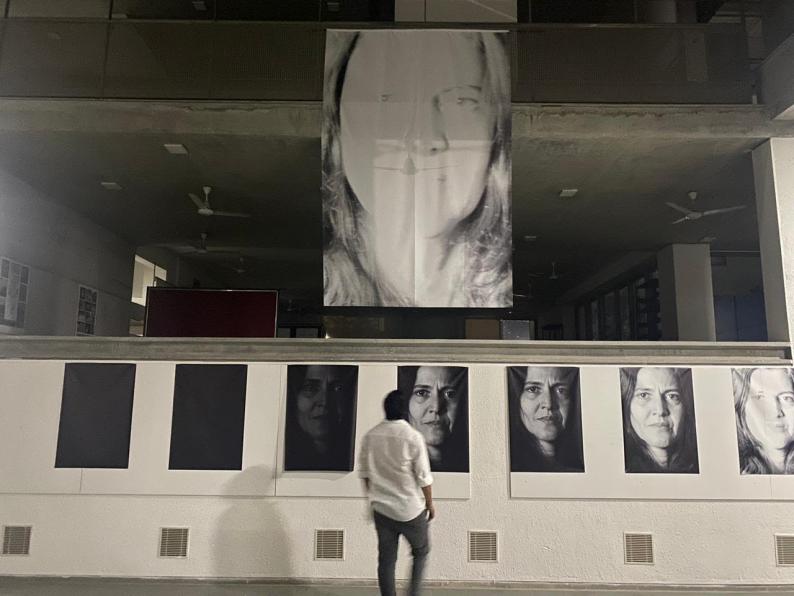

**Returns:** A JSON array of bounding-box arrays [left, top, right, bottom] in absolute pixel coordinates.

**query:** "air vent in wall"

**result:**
[[468, 531, 498, 562], [159, 528, 189, 558], [776, 535, 794, 566], [624, 532, 654, 565], [2, 526, 32, 556], [314, 529, 344, 560]]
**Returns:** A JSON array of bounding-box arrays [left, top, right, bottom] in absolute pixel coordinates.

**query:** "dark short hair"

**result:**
[[383, 390, 405, 420]]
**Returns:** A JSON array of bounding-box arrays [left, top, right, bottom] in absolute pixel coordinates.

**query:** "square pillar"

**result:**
[[657, 244, 716, 341], [752, 139, 794, 341]]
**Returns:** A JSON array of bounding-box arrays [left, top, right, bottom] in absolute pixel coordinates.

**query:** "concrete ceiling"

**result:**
[[0, 100, 766, 307]]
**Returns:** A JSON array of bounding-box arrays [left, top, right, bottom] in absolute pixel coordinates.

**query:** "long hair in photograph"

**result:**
[[733, 367, 794, 474], [397, 365, 469, 472], [284, 364, 358, 472], [620, 367, 699, 474], [507, 366, 584, 473], [322, 30, 512, 307]]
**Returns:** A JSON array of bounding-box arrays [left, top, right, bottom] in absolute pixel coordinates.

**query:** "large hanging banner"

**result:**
[[322, 29, 512, 307]]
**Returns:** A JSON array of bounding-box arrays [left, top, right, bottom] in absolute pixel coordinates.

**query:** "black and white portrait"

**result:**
[[733, 367, 794, 475], [322, 30, 512, 307], [284, 365, 358, 472], [620, 367, 699, 474], [397, 366, 469, 472], [507, 366, 584, 473]]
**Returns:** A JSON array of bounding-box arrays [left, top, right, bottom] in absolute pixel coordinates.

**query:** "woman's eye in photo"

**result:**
[[523, 384, 541, 395], [635, 391, 651, 400], [331, 382, 346, 392], [779, 392, 794, 404], [554, 385, 569, 396], [413, 388, 430, 400], [666, 392, 681, 404], [442, 388, 457, 400]]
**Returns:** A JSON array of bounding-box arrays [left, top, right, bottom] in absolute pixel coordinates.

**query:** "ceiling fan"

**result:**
[[666, 192, 747, 224], [188, 186, 251, 219], [158, 232, 238, 256]]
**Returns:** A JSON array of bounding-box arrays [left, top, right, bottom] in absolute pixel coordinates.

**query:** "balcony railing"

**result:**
[[0, 19, 752, 103]]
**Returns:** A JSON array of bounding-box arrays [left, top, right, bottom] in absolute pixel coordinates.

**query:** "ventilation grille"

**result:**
[[776, 535, 794, 566], [624, 533, 654, 565], [468, 531, 498, 562], [314, 529, 344, 560], [159, 528, 189, 558], [2, 526, 31, 556]]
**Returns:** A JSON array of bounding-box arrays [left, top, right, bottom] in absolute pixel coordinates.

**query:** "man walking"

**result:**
[[358, 390, 434, 596]]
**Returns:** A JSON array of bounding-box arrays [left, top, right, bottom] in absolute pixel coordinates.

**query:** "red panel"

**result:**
[[144, 289, 278, 338]]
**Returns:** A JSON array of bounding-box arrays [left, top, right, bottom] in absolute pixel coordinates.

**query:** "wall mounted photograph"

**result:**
[[620, 367, 699, 474], [55, 362, 136, 469], [322, 29, 512, 307], [733, 367, 794, 475], [507, 366, 584, 472], [168, 364, 248, 471], [284, 364, 359, 472], [397, 365, 469, 472]]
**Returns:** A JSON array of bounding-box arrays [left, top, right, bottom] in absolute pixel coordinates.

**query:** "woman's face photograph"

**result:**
[[629, 367, 684, 450], [745, 368, 794, 451], [339, 32, 495, 240], [296, 365, 349, 443], [519, 367, 572, 443], [408, 366, 461, 448]]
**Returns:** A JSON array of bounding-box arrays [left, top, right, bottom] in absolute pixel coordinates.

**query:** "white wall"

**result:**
[[2, 358, 794, 585], [0, 170, 134, 336]]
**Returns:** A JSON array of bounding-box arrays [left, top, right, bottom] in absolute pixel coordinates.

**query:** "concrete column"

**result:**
[[657, 244, 716, 341], [644, 0, 678, 23], [752, 139, 794, 341]]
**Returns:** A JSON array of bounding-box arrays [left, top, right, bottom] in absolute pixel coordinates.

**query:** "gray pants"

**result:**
[[374, 510, 429, 596]]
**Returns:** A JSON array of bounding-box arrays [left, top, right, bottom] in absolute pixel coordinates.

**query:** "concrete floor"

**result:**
[[3, 580, 794, 596]]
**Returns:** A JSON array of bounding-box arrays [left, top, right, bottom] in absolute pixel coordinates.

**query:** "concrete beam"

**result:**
[[1, 99, 794, 140], [0, 336, 789, 365]]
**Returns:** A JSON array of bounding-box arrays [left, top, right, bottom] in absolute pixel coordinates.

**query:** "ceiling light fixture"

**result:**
[[100, 181, 122, 191], [559, 188, 579, 198], [164, 143, 189, 155]]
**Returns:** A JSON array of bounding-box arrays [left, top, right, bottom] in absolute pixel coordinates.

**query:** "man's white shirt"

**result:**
[[358, 419, 433, 522]]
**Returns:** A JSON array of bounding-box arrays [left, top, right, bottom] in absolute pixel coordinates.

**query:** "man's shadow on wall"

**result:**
[[212, 466, 295, 588]]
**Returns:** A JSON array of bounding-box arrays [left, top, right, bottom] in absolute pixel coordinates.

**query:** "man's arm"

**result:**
[[413, 435, 435, 520], [422, 484, 435, 520], [357, 434, 370, 495]]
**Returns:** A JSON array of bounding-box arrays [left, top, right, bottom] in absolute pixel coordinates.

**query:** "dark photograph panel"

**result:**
[[620, 367, 699, 474], [733, 367, 794, 475], [507, 366, 584, 473], [55, 363, 136, 469], [397, 365, 469, 473], [284, 365, 359, 472], [169, 364, 247, 471]]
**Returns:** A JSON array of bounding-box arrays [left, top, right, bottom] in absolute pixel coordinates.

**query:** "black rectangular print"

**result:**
[[397, 365, 469, 473], [55, 363, 136, 469], [620, 367, 699, 474], [507, 366, 584, 473], [284, 365, 358, 472], [169, 364, 247, 471]]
